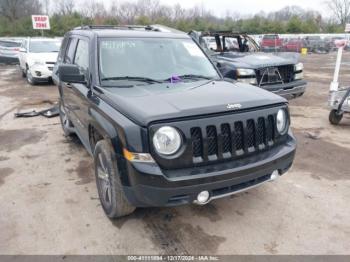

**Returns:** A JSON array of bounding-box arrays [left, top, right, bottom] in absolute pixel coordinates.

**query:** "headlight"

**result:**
[[153, 126, 182, 156], [237, 68, 256, 77], [295, 72, 304, 80], [276, 109, 288, 134], [294, 62, 303, 72]]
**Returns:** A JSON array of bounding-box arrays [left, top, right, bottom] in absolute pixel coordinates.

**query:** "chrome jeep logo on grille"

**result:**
[[227, 103, 242, 110]]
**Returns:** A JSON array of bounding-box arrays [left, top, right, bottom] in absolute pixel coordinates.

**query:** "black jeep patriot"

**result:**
[[57, 25, 296, 218]]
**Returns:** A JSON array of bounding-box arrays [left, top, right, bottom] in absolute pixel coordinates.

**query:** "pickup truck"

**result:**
[[57, 25, 296, 218], [261, 34, 284, 52], [190, 31, 307, 100], [283, 38, 306, 53]]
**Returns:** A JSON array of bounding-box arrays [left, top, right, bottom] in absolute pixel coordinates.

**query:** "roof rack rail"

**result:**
[[74, 25, 160, 31]]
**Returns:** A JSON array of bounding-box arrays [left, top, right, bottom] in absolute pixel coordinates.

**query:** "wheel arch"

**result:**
[[88, 109, 122, 155], [89, 109, 131, 186]]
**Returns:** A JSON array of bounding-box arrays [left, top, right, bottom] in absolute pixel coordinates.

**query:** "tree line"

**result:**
[[0, 0, 348, 37]]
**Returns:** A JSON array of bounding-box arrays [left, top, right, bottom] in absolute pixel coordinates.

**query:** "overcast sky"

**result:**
[[161, 0, 327, 16], [99, 0, 329, 17]]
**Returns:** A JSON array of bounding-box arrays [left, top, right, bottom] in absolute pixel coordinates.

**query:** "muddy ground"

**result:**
[[0, 53, 350, 255]]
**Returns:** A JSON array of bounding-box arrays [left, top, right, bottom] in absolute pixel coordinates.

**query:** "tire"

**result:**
[[26, 67, 36, 85], [58, 100, 75, 137], [329, 109, 343, 125], [21, 69, 26, 78], [94, 140, 136, 218]]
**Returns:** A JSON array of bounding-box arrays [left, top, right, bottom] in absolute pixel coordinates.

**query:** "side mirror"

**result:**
[[19, 48, 26, 52], [58, 64, 86, 84]]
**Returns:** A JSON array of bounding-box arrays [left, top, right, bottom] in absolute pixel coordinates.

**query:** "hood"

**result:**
[[27, 52, 58, 65], [102, 80, 286, 126], [215, 52, 299, 69]]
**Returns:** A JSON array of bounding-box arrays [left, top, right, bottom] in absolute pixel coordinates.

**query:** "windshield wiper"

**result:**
[[101, 76, 163, 84], [164, 74, 215, 82]]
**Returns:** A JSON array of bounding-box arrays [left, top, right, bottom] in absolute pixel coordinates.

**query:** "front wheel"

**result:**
[[329, 109, 343, 125], [94, 140, 136, 218], [21, 68, 26, 78]]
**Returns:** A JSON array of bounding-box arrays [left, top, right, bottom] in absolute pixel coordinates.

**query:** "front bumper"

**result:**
[[28, 64, 53, 81], [259, 80, 307, 100], [122, 132, 296, 207]]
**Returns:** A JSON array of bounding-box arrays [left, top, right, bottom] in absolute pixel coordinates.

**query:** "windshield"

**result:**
[[99, 38, 219, 86], [29, 40, 61, 53]]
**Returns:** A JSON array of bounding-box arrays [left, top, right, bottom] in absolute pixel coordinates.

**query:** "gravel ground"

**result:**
[[0, 53, 350, 255]]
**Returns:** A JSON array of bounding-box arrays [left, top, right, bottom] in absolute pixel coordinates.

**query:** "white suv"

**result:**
[[19, 38, 61, 85]]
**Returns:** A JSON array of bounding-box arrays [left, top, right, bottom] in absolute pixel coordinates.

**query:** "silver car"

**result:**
[[0, 39, 22, 64]]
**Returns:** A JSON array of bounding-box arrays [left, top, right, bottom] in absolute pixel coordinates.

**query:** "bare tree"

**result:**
[[326, 0, 350, 25], [54, 0, 74, 16], [0, 0, 42, 21], [137, 0, 161, 20], [115, 2, 138, 24], [172, 3, 185, 20], [41, 0, 50, 14], [80, 0, 107, 20]]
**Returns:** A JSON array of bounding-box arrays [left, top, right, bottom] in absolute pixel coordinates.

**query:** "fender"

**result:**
[[89, 107, 132, 186], [89, 107, 119, 153]]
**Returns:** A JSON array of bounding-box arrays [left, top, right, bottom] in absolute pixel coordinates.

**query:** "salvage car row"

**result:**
[[2, 28, 309, 100], [258, 34, 348, 53], [6, 24, 347, 219], [1, 25, 321, 219]]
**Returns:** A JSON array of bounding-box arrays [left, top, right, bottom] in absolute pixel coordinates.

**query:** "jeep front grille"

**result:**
[[189, 115, 276, 164], [191, 127, 203, 158], [149, 106, 287, 170]]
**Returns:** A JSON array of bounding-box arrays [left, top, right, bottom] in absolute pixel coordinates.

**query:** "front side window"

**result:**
[[57, 37, 69, 62], [29, 40, 61, 53], [64, 38, 77, 64], [74, 40, 89, 74], [99, 38, 219, 86]]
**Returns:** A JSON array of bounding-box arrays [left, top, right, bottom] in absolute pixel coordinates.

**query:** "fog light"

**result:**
[[270, 170, 279, 181], [35, 71, 42, 77], [197, 191, 210, 204]]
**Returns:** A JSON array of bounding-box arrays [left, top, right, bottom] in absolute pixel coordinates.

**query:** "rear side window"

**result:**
[[0, 41, 21, 47], [64, 38, 78, 64], [74, 40, 89, 74]]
